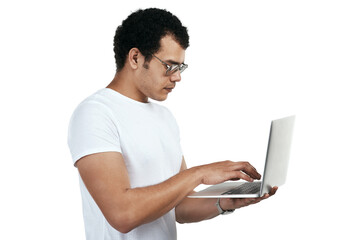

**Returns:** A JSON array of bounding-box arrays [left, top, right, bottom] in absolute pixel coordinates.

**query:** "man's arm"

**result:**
[[175, 158, 278, 224], [76, 152, 261, 233]]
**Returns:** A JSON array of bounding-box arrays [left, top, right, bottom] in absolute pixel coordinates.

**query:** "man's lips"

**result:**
[[164, 86, 175, 92]]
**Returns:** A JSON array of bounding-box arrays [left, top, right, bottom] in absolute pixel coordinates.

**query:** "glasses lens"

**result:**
[[179, 64, 188, 73], [165, 64, 188, 76], [166, 65, 180, 75]]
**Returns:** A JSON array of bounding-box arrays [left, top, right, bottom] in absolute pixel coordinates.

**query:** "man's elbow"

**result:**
[[176, 218, 187, 224], [113, 222, 133, 234], [107, 211, 138, 234], [175, 209, 188, 224]]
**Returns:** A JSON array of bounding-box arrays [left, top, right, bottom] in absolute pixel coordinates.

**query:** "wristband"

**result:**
[[215, 198, 235, 215]]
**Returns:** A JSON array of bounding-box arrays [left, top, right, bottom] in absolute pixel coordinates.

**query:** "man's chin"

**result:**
[[150, 94, 168, 102]]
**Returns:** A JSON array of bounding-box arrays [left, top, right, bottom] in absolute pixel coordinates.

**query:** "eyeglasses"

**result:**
[[152, 54, 188, 76]]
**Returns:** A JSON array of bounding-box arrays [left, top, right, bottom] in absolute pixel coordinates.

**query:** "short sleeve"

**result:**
[[67, 100, 122, 166]]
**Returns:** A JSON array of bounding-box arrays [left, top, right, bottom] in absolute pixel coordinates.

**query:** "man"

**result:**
[[68, 8, 277, 240]]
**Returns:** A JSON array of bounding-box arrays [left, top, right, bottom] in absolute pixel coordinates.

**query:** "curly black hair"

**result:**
[[113, 8, 189, 72]]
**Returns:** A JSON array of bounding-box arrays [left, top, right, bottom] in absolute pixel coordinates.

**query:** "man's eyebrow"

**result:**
[[165, 59, 184, 65]]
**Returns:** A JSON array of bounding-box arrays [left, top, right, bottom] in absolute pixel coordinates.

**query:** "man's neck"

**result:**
[[107, 71, 148, 103]]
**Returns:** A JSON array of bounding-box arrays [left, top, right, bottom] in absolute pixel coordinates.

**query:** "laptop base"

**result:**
[[188, 181, 262, 199]]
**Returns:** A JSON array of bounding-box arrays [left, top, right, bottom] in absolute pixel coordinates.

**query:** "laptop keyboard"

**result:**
[[222, 182, 261, 195]]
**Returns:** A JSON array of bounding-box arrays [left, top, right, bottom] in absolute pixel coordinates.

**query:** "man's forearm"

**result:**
[[117, 167, 203, 232], [175, 196, 220, 223]]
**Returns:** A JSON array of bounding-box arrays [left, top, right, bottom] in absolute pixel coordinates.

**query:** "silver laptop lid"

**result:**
[[260, 115, 295, 195]]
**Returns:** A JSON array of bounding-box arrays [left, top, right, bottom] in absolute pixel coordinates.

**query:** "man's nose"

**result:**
[[170, 71, 181, 82]]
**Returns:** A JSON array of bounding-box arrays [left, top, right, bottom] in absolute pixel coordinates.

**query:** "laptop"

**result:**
[[188, 115, 295, 198]]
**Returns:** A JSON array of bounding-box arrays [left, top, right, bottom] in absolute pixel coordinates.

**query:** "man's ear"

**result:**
[[128, 48, 141, 70]]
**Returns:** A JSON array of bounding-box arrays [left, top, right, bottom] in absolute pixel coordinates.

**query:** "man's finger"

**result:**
[[230, 171, 254, 182], [229, 162, 261, 180], [269, 186, 278, 195], [240, 162, 261, 180]]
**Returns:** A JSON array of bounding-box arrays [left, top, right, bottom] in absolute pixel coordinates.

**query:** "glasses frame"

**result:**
[[152, 54, 188, 76]]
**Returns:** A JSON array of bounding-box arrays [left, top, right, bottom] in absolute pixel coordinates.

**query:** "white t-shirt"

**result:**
[[68, 88, 183, 240]]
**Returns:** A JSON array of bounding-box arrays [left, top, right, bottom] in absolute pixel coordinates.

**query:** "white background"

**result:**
[[1, 0, 359, 239]]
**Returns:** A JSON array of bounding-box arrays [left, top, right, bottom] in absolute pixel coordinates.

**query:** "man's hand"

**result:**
[[197, 160, 262, 185], [219, 186, 278, 211]]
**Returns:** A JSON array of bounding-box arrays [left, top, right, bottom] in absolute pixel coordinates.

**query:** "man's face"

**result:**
[[134, 35, 186, 102]]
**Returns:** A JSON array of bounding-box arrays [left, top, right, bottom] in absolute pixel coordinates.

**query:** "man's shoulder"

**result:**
[[70, 89, 115, 121], [80, 88, 113, 106]]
